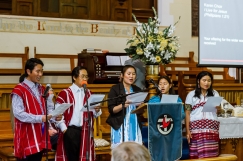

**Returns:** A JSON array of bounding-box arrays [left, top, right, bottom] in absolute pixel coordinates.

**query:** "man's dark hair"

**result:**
[[71, 66, 88, 83], [19, 58, 44, 82]]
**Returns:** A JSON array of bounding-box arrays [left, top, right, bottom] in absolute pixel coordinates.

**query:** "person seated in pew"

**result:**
[[185, 71, 221, 159], [148, 75, 185, 119], [111, 142, 151, 161], [54, 66, 102, 161], [106, 65, 143, 149]]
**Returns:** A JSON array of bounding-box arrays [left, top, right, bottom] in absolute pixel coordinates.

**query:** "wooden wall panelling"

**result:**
[[0, 0, 12, 14], [90, 0, 110, 20], [132, 0, 157, 23], [191, 0, 199, 36], [12, 0, 38, 16], [59, 0, 89, 19], [110, 0, 132, 21], [9, 0, 156, 22], [220, 139, 243, 161], [37, 0, 59, 17]]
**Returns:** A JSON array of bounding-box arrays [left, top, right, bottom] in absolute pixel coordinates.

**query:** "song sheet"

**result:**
[[126, 92, 148, 105], [202, 97, 223, 112], [82, 94, 105, 111], [50, 103, 72, 117], [161, 94, 178, 103]]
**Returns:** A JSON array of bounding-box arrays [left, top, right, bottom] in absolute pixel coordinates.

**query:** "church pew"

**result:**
[[180, 154, 237, 161], [177, 71, 243, 103], [0, 47, 29, 76], [34, 47, 78, 76], [160, 52, 235, 89], [0, 109, 13, 148]]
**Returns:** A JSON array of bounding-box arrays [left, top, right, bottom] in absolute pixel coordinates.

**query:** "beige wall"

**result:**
[[171, 0, 198, 60], [0, 32, 130, 84]]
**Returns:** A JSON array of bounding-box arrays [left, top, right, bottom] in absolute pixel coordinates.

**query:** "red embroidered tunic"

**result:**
[[55, 88, 95, 161], [11, 83, 51, 158]]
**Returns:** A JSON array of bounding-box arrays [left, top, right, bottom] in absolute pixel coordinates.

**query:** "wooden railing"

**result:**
[[160, 52, 235, 85], [0, 47, 29, 76], [178, 71, 243, 103], [34, 47, 78, 76]]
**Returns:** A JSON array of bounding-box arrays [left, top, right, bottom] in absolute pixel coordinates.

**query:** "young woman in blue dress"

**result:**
[[147, 75, 188, 159], [106, 65, 143, 149], [149, 75, 185, 119]]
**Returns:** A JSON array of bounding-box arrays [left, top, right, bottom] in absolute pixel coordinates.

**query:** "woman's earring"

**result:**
[[198, 84, 200, 88]]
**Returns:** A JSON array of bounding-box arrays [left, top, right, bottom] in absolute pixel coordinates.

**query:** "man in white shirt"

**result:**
[[55, 66, 101, 161]]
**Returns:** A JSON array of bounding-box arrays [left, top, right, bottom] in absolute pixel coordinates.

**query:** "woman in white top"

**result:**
[[185, 71, 220, 159]]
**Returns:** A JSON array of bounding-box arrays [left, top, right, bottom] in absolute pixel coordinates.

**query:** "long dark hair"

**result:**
[[156, 75, 175, 96], [194, 71, 214, 99]]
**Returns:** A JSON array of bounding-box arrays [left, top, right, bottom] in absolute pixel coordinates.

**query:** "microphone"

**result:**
[[81, 80, 88, 89], [148, 79, 161, 91], [148, 78, 158, 87], [42, 84, 51, 98]]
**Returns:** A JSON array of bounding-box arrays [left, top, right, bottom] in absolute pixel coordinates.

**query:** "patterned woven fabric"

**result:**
[[192, 102, 206, 111], [190, 133, 219, 159], [190, 119, 219, 131], [94, 139, 110, 147]]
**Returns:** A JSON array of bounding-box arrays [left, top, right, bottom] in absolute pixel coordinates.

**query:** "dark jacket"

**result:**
[[106, 83, 142, 130]]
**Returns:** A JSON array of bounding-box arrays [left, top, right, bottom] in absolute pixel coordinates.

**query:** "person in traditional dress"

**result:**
[[18, 72, 58, 151], [106, 65, 143, 149], [55, 66, 101, 161], [148, 75, 185, 119], [185, 71, 220, 159], [11, 58, 61, 161]]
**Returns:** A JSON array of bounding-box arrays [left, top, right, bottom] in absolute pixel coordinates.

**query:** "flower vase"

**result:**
[[146, 65, 160, 76]]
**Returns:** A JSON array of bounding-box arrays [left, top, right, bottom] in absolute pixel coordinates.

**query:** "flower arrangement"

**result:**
[[125, 7, 180, 65]]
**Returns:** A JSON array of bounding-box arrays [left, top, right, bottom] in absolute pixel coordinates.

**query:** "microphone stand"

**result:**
[[122, 101, 125, 142], [83, 86, 91, 161], [89, 87, 156, 143], [42, 94, 49, 161]]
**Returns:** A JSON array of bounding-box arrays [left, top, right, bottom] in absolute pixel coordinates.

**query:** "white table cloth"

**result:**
[[218, 117, 243, 139]]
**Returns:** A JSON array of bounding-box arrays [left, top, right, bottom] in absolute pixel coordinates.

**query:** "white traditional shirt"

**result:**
[[185, 90, 220, 133]]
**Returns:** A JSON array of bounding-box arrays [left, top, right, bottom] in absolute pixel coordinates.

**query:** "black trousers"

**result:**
[[63, 125, 82, 161], [17, 150, 43, 161], [50, 133, 58, 150]]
